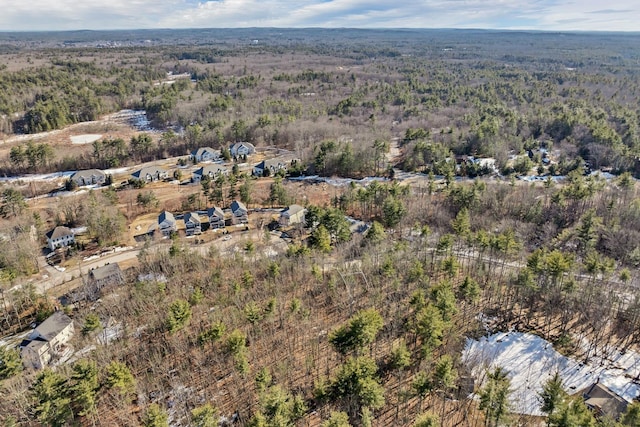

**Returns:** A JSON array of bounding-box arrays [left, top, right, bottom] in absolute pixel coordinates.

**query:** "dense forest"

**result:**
[[1, 29, 640, 177], [1, 29, 640, 427]]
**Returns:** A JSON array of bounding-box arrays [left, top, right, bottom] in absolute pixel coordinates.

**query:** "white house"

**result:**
[[191, 147, 220, 163], [279, 205, 306, 227], [230, 200, 248, 225], [21, 311, 75, 370], [208, 207, 225, 229], [46, 226, 75, 251], [158, 211, 177, 236], [131, 166, 169, 182], [229, 142, 255, 158], [71, 169, 106, 186], [192, 165, 229, 183]]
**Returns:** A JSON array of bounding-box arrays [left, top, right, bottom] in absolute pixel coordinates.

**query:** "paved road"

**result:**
[[11, 247, 145, 296], [11, 227, 287, 298]]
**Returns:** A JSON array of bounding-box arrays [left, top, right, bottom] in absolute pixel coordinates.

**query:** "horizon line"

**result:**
[[1, 27, 639, 35]]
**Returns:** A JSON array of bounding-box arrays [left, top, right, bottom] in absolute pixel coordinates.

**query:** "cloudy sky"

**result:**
[[1, 0, 639, 32]]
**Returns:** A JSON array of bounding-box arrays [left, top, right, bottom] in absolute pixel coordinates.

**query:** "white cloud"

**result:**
[[0, 0, 638, 31]]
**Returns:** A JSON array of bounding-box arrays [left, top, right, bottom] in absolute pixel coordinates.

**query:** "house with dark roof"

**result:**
[[279, 204, 306, 227], [191, 147, 220, 163], [71, 169, 106, 186], [46, 226, 75, 251], [582, 382, 629, 420], [192, 164, 229, 183], [20, 311, 74, 370], [158, 211, 177, 236], [230, 200, 248, 225], [184, 212, 202, 235], [229, 142, 255, 158], [253, 157, 298, 177], [208, 207, 225, 229], [131, 165, 169, 182]]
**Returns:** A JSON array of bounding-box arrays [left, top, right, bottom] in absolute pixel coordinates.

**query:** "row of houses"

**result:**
[[45, 202, 306, 251], [68, 143, 295, 188], [64, 142, 257, 188], [158, 202, 307, 236], [191, 142, 256, 162], [132, 157, 299, 184], [158, 200, 248, 236]]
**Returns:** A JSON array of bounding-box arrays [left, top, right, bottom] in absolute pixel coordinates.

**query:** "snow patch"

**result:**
[[463, 332, 640, 416], [70, 134, 102, 144]]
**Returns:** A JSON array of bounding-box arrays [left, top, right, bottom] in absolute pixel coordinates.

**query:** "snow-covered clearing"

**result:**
[[288, 174, 389, 187], [0, 170, 74, 183], [70, 134, 102, 144], [463, 332, 640, 416]]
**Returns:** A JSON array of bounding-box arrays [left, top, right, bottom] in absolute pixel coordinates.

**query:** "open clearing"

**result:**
[[463, 332, 640, 416], [70, 134, 102, 144]]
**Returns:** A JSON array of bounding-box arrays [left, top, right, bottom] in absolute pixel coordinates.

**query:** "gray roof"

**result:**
[[25, 339, 47, 351], [208, 206, 224, 218], [583, 383, 628, 418], [46, 226, 74, 240], [192, 147, 219, 157], [231, 200, 247, 214], [71, 169, 105, 181], [283, 204, 305, 216], [257, 158, 283, 169], [34, 311, 73, 341], [89, 263, 123, 281], [132, 165, 167, 179], [230, 142, 255, 153], [194, 165, 228, 177], [159, 211, 175, 225], [184, 212, 201, 225]]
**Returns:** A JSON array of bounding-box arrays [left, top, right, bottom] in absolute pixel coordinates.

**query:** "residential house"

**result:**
[[46, 226, 75, 251], [279, 204, 306, 227], [71, 263, 125, 302], [191, 147, 220, 163], [192, 164, 229, 183], [158, 211, 177, 236], [70, 169, 106, 186], [229, 142, 255, 158], [131, 165, 169, 182], [582, 382, 629, 420], [89, 263, 124, 290], [208, 206, 225, 229], [230, 200, 248, 225], [184, 212, 202, 235], [20, 311, 74, 370], [253, 157, 297, 177]]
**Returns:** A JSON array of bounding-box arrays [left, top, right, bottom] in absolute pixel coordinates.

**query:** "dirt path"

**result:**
[[387, 137, 402, 164]]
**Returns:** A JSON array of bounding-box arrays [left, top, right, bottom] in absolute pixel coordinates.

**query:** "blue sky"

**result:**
[[1, 0, 638, 32]]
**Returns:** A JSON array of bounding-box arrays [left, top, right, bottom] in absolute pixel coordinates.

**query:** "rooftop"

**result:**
[[89, 263, 123, 281], [159, 211, 175, 224], [132, 165, 167, 178], [71, 169, 105, 180], [46, 226, 74, 240], [231, 200, 247, 213], [283, 204, 305, 215], [208, 206, 224, 218], [34, 311, 73, 341], [184, 212, 202, 224]]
